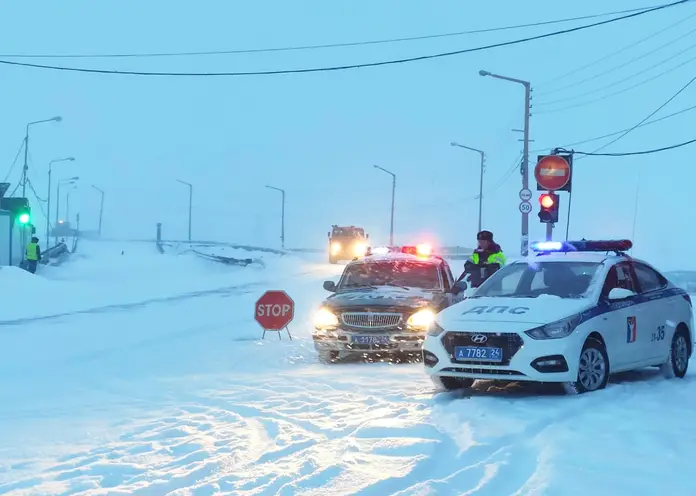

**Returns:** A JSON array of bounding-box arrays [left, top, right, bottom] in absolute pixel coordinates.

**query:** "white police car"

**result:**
[[423, 240, 694, 394]]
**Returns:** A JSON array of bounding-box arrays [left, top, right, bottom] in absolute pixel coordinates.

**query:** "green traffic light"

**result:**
[[18, 213, 30, 224]]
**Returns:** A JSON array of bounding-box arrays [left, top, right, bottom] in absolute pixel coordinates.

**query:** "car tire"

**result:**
[[660, 327, 690, 379], [564, 338, 610, 395], [437, 376, 475, 391], [318, 350, 339, 363]]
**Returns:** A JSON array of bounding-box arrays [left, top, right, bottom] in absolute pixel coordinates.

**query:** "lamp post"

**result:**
[[373, 165, 396, 246], [451, 142, 485, 233], [175, 179, 193, 241], [265, 185, 285, 249], [47, 157, 75, 245], [479, 70, 531, 256], [56, 176, 78, 245], [23, 116, 62, 198], [92, 185, 104, 237]]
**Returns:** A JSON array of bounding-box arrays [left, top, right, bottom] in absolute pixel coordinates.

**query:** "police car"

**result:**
[[423, 240, 694, 394], [313, 244, 456, 362]]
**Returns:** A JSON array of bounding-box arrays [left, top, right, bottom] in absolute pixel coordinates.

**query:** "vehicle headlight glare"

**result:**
[[407, 309, 435, 330], [331, 242, 341, 255], [354, 242, 367, 257], [427, 320, 445, 337], [314, 307, 339, 329], [525, 316, 579, 340]]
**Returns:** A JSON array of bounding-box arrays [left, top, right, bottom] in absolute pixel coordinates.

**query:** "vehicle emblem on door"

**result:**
[[471, 334, 488, 344]]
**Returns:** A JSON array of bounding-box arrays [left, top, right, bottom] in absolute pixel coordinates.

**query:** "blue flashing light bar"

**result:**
[[530, 239, 633, 253]]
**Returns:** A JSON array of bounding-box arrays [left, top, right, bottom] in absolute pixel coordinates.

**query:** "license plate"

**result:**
[[454, 346, 503, 362], [352, 335, 390, 345]]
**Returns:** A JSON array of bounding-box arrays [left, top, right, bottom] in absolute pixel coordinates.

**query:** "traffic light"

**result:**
[[538, 193, 559, 223], [17, 209, 30, 224]]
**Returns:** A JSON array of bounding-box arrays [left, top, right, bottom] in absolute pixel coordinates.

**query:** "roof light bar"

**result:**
[[530, 239, 633, 253]]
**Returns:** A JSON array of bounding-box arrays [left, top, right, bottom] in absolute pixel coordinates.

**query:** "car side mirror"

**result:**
[[323, 280, 337, 292], [607, 287, 636, 300], [450, 280, 468, 294], [327, 231, 330, 238], [366, 234, 369, 239]]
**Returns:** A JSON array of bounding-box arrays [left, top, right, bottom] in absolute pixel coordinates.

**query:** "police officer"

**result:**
[[25, 236, 41, 274], [457, 230, 506, 288]]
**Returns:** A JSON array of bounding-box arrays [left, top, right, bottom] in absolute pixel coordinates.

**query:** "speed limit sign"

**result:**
[[519, 201, 532, 214]]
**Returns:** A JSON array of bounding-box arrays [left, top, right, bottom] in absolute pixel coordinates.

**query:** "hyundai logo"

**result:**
[[471, 334, 488, 344]]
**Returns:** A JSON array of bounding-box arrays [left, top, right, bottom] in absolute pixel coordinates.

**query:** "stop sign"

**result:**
[[255, 290, 295, 331], [534, 155, 571, 191]]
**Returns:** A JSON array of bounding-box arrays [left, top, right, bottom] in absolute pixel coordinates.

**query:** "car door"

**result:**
[[436, 261, 455, 310], [598, 262, 648, 371], [630, 261, 672, 362]]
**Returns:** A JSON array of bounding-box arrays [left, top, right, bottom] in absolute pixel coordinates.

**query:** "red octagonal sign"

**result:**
[[534, 155, 571, 191], [255, 290, 295, 331]]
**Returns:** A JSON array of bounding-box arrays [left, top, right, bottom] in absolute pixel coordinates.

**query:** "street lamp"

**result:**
[[451, 142, 485, 233], [373, 165, 396, 246], [175, 179, 193, 242], [92, 185, 105, 237], [479, 70, 532, 256], [47, 157, 75, 245], [56, 176, 78, 245], [23, 116, 62, 198], [265, 185, 285, 249]]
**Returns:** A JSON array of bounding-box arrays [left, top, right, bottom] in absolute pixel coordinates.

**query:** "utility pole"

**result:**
[[47, 157, 75, 246], [265, 185, 286, 249], [479, 70, 532, 256], [55, 177, 78, 245], [451, 142, 485, 233], [92, 185, 105, 236], [373, 165, 396, 246], [176, 180, 193, 241], [22, 116, 62, 199]]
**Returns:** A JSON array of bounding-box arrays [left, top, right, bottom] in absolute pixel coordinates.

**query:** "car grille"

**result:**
[[442, 331, 523, 366], [341, 312, 402, 329]]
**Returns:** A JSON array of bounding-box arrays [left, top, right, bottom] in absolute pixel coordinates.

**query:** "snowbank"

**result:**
[[0, 240, 327, 322]]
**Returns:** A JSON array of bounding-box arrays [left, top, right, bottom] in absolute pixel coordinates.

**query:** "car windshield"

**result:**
[[474, 261, 601, 299], [339, 261, 441, 290]]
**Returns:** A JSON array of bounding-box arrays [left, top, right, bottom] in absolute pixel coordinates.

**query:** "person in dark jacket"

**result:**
[[457, 230, 506, 288], [25, 236, 41, 274]]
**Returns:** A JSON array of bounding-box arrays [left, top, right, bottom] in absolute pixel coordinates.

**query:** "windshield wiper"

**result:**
[[341, 284, 379, 290], [382, 283, 411, 290]]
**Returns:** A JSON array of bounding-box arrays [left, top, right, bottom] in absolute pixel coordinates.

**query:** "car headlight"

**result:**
[[525, 315, 580, 340], [331, 242, 341, 255], [353, 242, 367, 257], [314, 307, 339, 329], [407, 309, 435, 330], [427, 320, 445, 337]]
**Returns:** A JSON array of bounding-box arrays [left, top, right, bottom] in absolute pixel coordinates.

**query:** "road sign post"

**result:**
[[255, 290, 295, 340]]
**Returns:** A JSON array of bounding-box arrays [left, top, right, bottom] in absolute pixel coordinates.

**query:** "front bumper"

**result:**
[[313, 329, 425, 354], [422, 330, 581, 383]]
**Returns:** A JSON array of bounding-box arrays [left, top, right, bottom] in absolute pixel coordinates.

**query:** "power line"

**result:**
[[578, 74, 696, 159], [533, 51, 696, 114], [0, 1, 688, 77], [3, 138, 25, 182], [0, 4, 683, 60], [535, 17, 696, 97], [534, 38, 696, 106], [567, 137, 696, 156], [535, 9, 696, 88]]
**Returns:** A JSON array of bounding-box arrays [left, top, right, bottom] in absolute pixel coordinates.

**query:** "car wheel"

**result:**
[[318, 350, 339, 363], [660, 327, 690, 379], [437, 376, 475, 391], [564, 338, 609, 395]]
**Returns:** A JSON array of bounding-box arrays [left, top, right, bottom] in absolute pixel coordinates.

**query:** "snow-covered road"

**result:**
[[2, 242, 695, 495]]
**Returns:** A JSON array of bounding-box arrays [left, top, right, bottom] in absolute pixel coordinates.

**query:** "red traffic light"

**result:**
[[539, 194, 555, 209]]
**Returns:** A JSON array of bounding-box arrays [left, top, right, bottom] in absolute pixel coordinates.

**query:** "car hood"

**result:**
[[324, 286, 436, 310], [438, 295, 593, 327]]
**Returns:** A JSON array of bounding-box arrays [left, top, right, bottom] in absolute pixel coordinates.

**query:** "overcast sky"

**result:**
[[1, 0, 693, 269]]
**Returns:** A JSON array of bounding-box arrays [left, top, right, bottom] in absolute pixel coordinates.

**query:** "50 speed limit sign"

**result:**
[[519, 201, 532, 214]]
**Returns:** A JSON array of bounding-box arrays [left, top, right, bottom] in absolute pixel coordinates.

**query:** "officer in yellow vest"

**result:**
[[456, 230, 506, 288], [25, 236, 41, 273]]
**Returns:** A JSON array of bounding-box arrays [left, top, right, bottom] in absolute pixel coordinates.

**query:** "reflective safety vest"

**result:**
[[26, 242, 39, 261], [471, 250, 506, 266]]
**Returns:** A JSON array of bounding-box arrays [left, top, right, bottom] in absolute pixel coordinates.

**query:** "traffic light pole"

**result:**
[[546, 217, 553, 241]]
